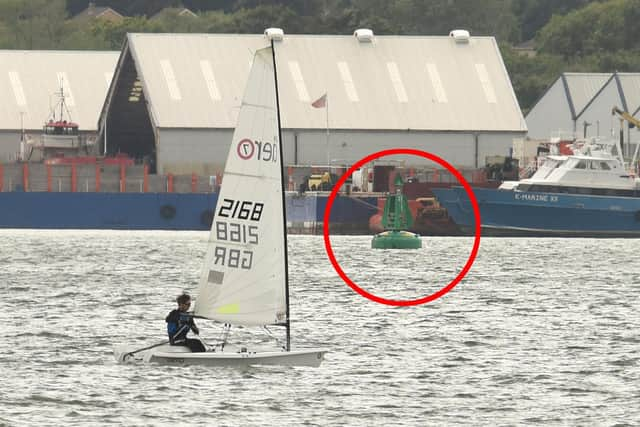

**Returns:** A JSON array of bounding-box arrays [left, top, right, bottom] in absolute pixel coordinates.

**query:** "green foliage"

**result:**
[[512, 0, 591, 41], [148, 8, 207, 32], [500, 43, 565, 112], [90, 17, 164, 49], [198, 10, 236, 33], [537, 0, 640, 57], [227, 5, 300, 33], [0, 0, 67, 49], [345, 0, 519, 41]]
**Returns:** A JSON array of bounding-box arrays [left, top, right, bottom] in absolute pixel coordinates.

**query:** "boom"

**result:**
[[612, 106, 640, 129], [612, 106, 640, 167]]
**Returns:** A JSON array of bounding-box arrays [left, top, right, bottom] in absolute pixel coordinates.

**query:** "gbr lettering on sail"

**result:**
[[213, 137, 277, 270]]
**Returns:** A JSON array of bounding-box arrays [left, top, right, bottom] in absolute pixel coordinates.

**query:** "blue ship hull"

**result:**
[[0, 192, 217, 230], [432, 187, 640, 237], [0, 192, 377, 234]]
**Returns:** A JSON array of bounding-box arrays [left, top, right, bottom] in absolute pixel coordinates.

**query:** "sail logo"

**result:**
[[237, 139, 255, 159], [237, 138, 278, 162]]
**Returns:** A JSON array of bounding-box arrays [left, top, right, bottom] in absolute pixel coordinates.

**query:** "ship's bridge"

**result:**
[[42, 120, 80, 149]]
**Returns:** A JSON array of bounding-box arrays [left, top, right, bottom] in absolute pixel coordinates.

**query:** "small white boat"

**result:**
[[114, 343, 325, 367], [499, 137, 640, 194], [114, 41, 327, 367]]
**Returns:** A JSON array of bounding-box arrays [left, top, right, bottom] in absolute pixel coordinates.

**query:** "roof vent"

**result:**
[[449, 29, 470, 43], [264, 28, 284, 41], [354, 28, 374, 43]]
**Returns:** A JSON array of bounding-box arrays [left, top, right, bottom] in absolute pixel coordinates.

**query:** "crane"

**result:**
[[612, 106, 640, 128], [612, 106, 640, 170]]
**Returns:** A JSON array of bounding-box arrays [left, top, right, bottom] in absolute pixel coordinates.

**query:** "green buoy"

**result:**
[[371, 174, 422, 249]]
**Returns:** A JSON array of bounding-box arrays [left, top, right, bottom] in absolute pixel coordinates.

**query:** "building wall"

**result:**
[[525, 80, 575, 139], [156, 128, 522, 174], [286, 130, 518, 168], [156, 128, 233, 175], [0, 131, 21, 161], [578, 80, 625, 140], [477, 133, 520, 164]]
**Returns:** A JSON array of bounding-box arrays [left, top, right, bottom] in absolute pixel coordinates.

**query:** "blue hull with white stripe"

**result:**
[[432, 187, 640, 237]]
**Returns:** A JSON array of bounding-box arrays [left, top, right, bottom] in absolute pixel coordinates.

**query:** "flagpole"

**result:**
[[326, 92, 330, 166]]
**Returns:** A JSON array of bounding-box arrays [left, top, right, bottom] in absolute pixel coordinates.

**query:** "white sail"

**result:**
[[194, 46, 286, 326], [114, 43, 327, 368]]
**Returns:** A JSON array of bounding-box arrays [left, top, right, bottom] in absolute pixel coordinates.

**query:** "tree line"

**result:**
[[1, 0, 639, 112]]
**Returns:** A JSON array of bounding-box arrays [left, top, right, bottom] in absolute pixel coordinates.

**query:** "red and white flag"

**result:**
[[311, 93, 327, 108]]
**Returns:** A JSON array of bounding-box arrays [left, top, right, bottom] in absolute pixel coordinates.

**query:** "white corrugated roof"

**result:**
[[563, 73, 611, 117], [0, 50, 119, 131], [126, 33, 526, 132], [525, 72, 640, 139], [617, 73, 640, 113]]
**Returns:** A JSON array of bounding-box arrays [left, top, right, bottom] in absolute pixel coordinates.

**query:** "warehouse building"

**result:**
[[526, 72, 640, 143], [98, 30, 527, 175]]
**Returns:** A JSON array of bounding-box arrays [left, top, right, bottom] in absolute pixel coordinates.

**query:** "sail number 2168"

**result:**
[[217, 198, 264, 221]]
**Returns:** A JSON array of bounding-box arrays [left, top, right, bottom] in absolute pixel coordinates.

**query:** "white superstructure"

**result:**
[[502, 138, 640, 193]]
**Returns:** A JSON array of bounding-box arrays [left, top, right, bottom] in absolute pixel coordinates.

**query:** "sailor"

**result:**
[[165, 293, 206, 352]]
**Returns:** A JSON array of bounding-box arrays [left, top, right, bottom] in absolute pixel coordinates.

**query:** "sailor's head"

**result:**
[[176, 293, 192, 310]]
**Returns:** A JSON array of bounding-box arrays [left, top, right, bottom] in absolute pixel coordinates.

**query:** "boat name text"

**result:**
[[514, 193, 559, 202]]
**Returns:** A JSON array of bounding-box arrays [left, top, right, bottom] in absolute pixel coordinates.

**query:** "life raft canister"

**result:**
[[160, 204, 177, 220]]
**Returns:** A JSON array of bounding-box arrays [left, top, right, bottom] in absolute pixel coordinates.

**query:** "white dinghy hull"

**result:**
[[114, 344, 327, 367], [146, 348, 327, 367]]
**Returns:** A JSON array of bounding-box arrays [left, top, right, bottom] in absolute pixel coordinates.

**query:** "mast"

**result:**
[[59, 83, 64, 122], [271, 40, 291, 351]]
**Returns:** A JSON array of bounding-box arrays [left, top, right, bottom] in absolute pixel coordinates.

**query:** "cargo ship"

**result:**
[[0, 154, 378, 234], [3, 104, 509, 235], [0, 85, 378, 234], [4, 81, 514, 235]]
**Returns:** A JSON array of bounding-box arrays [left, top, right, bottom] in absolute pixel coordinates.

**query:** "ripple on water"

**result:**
[[1, 232, 640, 425]]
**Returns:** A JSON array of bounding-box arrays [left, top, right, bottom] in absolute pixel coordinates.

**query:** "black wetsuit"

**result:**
[[165, 309, 206, 352]]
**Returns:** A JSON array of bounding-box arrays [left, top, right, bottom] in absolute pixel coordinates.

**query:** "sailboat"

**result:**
[[114, 42, 327, 367]]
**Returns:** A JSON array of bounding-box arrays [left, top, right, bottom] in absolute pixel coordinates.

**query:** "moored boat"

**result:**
[[433, 138, 640, 237]]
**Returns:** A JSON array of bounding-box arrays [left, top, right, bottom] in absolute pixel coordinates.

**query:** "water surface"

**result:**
[[2, 231, 639, 425]]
